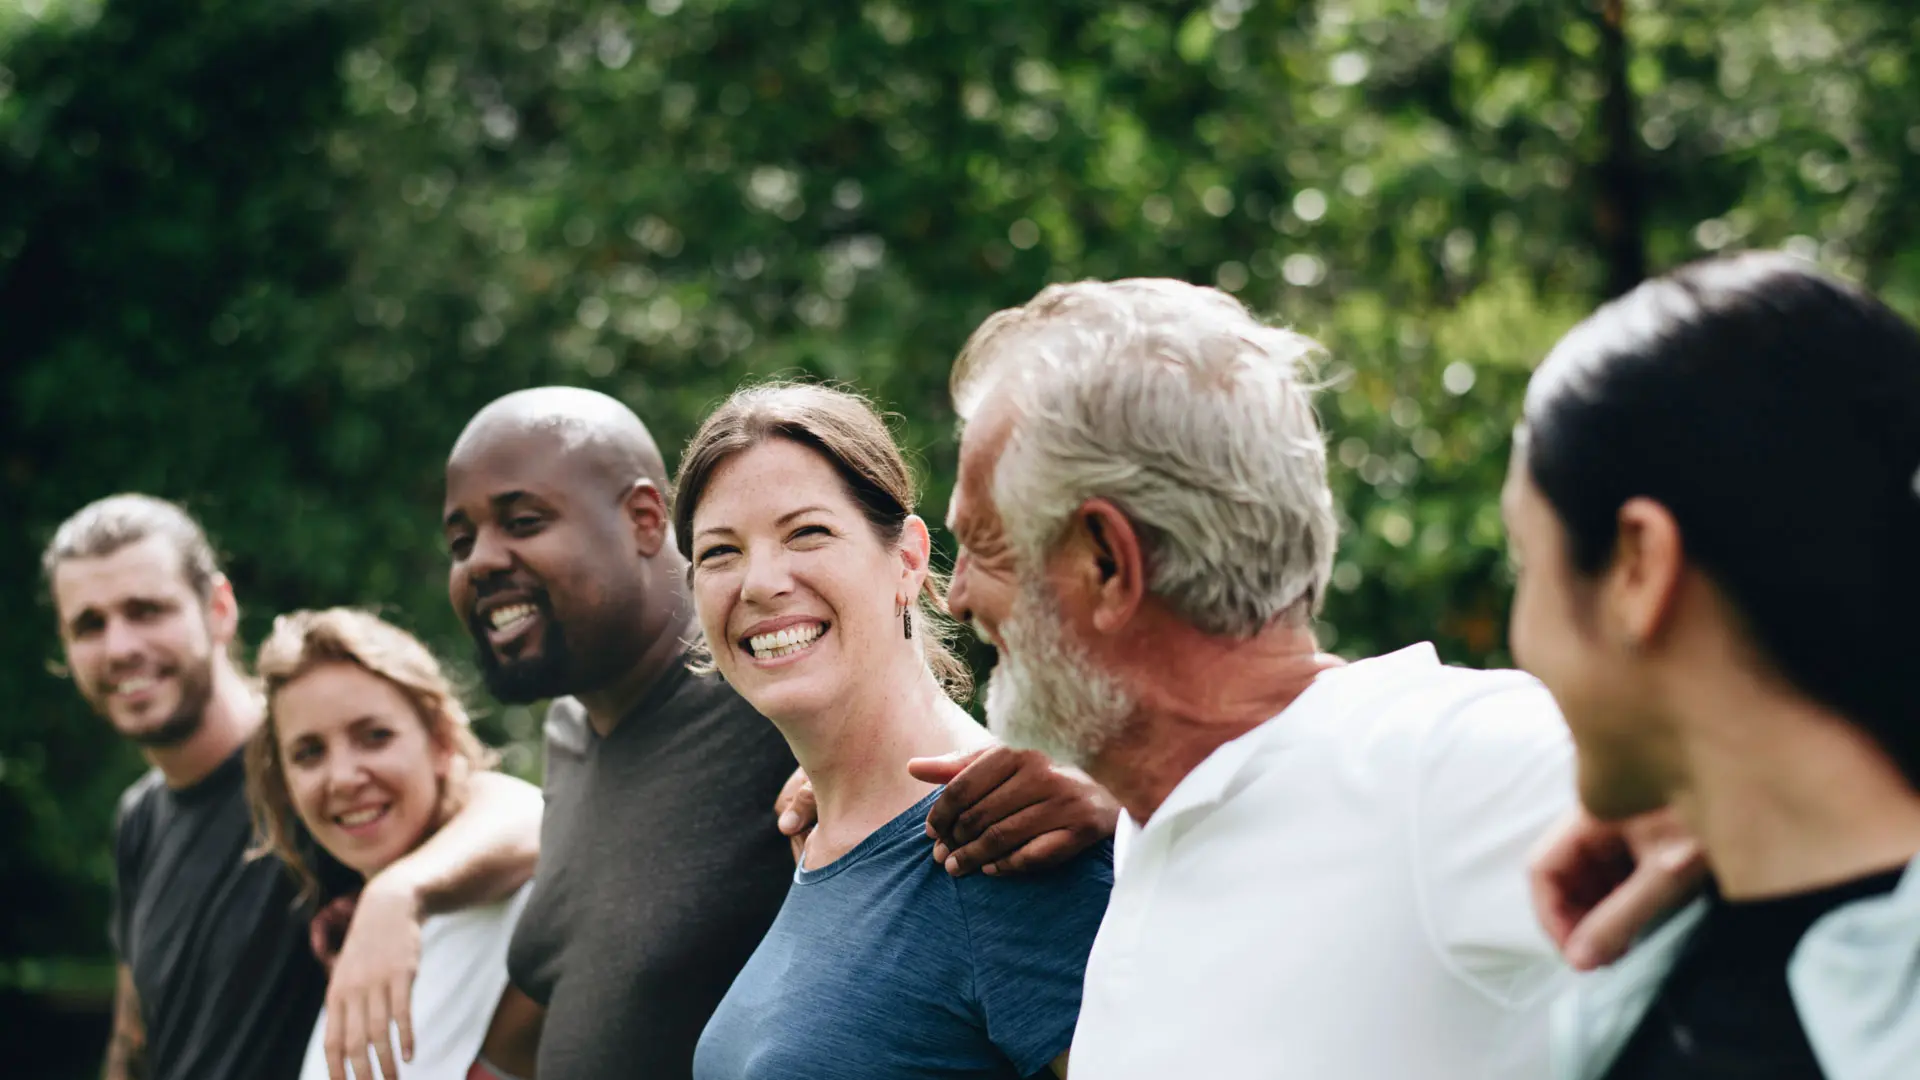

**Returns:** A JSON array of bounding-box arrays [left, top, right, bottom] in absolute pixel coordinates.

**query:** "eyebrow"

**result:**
[[443, 490, 535, 530], [694, 504, 834, 542]]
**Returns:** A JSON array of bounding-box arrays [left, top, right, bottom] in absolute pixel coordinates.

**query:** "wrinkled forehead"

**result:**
[[950, 388, 1022, 534]]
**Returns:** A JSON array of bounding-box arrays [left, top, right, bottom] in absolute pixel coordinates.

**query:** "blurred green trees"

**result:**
[[4, 0, 1919, 1028]]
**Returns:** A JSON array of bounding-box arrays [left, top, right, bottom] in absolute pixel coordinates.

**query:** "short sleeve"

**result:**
[[958, 842, 1115, 1077], [108, 778, 154, 957], [1411, 676, 1576, 1007]]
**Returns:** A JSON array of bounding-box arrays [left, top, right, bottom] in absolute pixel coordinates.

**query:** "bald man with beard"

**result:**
[[442, 387, 1117, 1079]]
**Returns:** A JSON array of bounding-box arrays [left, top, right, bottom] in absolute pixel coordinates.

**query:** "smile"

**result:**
[[112, 675, 161, 695], [744, 621, 829, 660], [335, 806, 389, 830], [489, 603, 539, 632]]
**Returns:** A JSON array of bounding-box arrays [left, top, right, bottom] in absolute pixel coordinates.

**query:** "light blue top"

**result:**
[[1552, 855, 1920, 1080]]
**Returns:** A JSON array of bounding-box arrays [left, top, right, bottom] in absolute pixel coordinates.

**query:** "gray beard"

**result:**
[[984, 574, 1136, 770]]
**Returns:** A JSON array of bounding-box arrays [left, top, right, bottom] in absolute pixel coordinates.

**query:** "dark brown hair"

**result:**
[[671, 382, 972, 700]]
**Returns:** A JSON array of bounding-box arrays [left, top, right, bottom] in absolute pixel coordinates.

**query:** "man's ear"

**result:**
[[1604, 497, 1686, 649], [1065, 498, 1145, 635], [205, 574, 241, 648], [624, 480, 671, 557]]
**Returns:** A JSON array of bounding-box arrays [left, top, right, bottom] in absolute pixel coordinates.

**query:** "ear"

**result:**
[[205, 574, 241, 648], [897, 515, 933, 602], [1603, 497, 1686, 648], [624, 479, 671, 557], [1060, 498, 1146, 635]]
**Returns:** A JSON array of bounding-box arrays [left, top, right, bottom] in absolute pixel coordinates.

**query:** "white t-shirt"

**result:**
[[1072, 644, 1575, 1080], [300, 883, 533, 1080]]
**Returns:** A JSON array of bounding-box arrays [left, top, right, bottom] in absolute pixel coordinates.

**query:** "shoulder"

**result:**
[[112, 769, 167, 855], [950, 840, 1115, 933], [542, 697, 590, 757]]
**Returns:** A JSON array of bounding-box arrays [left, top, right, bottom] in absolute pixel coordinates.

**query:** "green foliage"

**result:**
[[4, 0, 1920, 1039]]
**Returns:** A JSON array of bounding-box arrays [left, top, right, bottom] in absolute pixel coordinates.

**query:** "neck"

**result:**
[[781, 663, 991, 865], [1671, 676, 1920, 901], [1090, 619, 1341, 825], [580, 569, 696, 738], [149, 660, 262, 789]]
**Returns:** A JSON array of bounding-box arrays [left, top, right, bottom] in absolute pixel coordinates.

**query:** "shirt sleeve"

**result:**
[[1409, 675, 1575, 1008], [957, 842, 1115, 1077], [108, 778, 153, 958]]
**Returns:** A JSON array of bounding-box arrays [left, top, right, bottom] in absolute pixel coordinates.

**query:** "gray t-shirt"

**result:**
[[111, 749, 340, 1080], [507, 663, 798, 1079]]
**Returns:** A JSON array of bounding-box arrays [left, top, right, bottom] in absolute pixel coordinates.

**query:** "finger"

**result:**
[[978, 827, 1083, 877], [925, 748, 1023, 842], [777, 781, 816, 836], [325, 991, 349, 1080], [907, 746, 990, 785], [340, 994, 369, 1080], [943, 802, 1061, 875], [391, 969, 415, 1065], [931, 841, 950, 866], [363, 985, 391, 1080], [949, 771, 1054, 848], [1563, 854, 1702, 971]]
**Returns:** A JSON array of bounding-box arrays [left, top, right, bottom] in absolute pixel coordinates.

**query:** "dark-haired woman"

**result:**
[[675, 383, 1111, 1079], [1502, 251, 1920, 1079]]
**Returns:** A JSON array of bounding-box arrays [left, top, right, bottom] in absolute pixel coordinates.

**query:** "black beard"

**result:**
[[471, 617, 575, 704]]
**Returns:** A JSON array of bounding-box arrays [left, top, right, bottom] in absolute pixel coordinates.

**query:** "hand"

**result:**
[[309, 893, 359, 973], [1529, 805, 1706, 971], [324, 873, 422, 1080], [910, 745, 1120, 877], [774, 766, 817, 866]]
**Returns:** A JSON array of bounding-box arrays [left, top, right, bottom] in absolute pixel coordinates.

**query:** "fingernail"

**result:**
[[932, 843, 949, 863], [945, 855, 960, 874], [778, 811, 799, 833], [982, 864, 999, 876]]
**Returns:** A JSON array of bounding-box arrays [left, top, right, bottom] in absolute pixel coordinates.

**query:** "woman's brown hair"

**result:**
[[245, 607, 497, 902], [671, 382, 973, 701]]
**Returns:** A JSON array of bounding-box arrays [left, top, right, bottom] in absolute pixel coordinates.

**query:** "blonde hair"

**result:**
[[245, 607, 496, 901], [670, 381, 973, 701]]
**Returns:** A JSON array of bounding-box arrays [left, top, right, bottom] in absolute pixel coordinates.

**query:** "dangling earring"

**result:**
[[903, 603, 914, 640]]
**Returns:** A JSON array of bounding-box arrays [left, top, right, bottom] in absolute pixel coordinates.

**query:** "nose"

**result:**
[[739, 546, 796, 609], [324, 746, 369, 797], [101, 616, 144, 666], [946, 552, 974, 626], [464, 525, 515, 583]]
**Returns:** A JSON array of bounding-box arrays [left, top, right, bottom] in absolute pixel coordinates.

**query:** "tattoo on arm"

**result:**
[[102, 965, 146, 1080]]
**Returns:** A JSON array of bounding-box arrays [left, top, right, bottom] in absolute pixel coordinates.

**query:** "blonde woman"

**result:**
[[247, 608, 542, 1080]]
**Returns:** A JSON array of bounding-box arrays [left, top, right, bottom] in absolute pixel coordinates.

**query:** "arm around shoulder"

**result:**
[[101, 964, 145, 1080]]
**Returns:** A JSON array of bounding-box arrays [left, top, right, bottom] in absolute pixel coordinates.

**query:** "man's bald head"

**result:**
[[450, 386, 668, 492]]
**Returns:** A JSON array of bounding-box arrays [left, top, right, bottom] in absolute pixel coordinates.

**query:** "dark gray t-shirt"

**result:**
[[112, 748, 332, 1080], [507, 663, 798, 1080], [694, 788, 1113, 1080]]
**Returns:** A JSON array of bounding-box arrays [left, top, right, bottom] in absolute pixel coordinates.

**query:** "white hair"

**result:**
[[984, 572, 1137, 766], [951, 278, 1337, 637]]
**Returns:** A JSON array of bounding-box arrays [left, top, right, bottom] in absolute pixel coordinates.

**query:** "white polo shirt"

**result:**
[[1071, 644, 1574, 1080]]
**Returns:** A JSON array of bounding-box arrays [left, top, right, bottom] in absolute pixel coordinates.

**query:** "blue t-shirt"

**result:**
[[693, 787, 1114, 1080]]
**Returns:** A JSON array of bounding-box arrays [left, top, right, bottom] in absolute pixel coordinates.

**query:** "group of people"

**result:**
[[41, 249, 1920, 1080]]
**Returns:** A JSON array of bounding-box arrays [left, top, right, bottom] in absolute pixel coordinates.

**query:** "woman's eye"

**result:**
[[697, 544, 739, 563], [362, 728, 394, 747], [289, 744, 321, 766], [791, 525, 831, 541]]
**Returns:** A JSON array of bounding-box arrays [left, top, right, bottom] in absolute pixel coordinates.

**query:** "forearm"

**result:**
[[372, 771, 542, 915], [102, 966, 145, 1080]]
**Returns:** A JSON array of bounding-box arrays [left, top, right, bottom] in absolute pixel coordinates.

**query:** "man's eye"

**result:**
[[448, 534, 474, 559], [507, 516, 543, 533]]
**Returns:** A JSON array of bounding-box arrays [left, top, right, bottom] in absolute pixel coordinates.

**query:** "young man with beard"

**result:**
[[941, 279, 1577, 1079], [44, 494, 541, 1080], [442, 387, 1117, 1080]]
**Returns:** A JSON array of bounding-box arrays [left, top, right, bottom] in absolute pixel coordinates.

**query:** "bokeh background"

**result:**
[[5, 0, 1919, 1072]]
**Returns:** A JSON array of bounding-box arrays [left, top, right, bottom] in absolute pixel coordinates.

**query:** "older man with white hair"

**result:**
[[943, 279, 1575, 1079]]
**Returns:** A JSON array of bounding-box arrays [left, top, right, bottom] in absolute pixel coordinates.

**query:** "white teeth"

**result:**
[[114, 675, 158, 694], [337, 807, 386, 828], [747, 623, 826, 658], [489, 603, 538, 631]]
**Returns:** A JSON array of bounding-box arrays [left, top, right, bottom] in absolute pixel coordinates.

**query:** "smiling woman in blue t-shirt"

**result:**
[[672, 383, 1112, 1080]]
